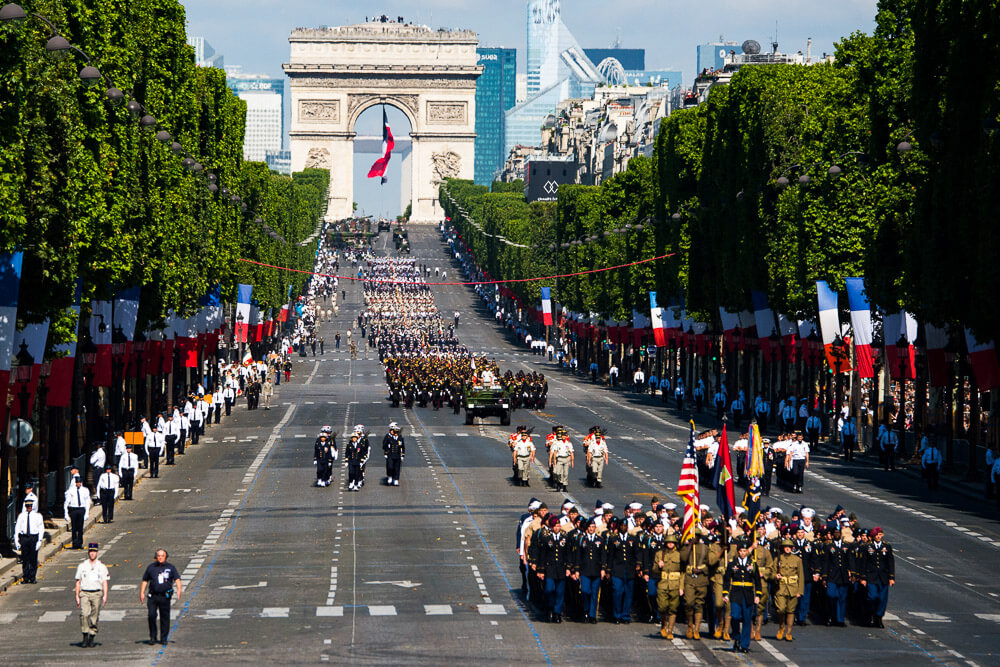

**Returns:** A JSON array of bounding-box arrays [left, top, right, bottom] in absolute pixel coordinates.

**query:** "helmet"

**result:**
[[664, 533, 679, 544], [780, 538, 794, 548], [354, 424, 364, 433], [321, 425, 333, 434]]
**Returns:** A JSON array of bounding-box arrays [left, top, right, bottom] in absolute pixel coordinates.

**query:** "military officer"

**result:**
[[821, 528, 852, 626], [75, 542, 109, 647], [14, 498, 44, 583], [548, 428, 574, 492], [722, 537, 763, 654], [345, 434, 367, 491], [95, 465, 120, 523], [586, 429, 609, 488], [774, 538, 804, 641], [537, 515, 571, 622], [652, 533, 684, 638], [752, 524, 774, 640], [680, 531, 716, 639], [64, 476, 91, 549], [512, 430, 536, 487], [792, 522, 818, 625], [860, 527, 895, 628], [605, 518, 638, 624], [573, 519, 605, 623], [117, 445, 139, 500], [710, 530, 734, 642], [382, 422, 405, 486]]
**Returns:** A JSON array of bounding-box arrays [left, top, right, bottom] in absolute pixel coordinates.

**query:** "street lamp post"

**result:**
[[111, 325, 127, 433], [894, 334, 910, 458], [13, 341, 34, 515]]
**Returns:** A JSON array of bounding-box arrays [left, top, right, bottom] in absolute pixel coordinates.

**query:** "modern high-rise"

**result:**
[[474, 47, 517, 186], [583, 48, 644, 71], [226, 69, 284, 162], [697, 40, 741, 75], [187, 36, 224, 69], [509, 0, 600, 157]]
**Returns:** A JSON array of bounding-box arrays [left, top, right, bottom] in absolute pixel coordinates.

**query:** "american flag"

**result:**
[[678, 420, 700, 542]]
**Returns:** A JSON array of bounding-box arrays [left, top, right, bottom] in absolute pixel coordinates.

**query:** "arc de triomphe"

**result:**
[[284, 22, 481, 223]]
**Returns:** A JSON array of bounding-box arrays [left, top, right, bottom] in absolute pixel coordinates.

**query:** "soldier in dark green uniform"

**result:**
[[652, 533, 684, 639]]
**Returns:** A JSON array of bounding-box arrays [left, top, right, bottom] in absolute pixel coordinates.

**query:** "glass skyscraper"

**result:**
[[475, 47, 517, 186]]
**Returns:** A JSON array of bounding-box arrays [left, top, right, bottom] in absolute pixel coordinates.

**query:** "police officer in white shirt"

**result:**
[[222, 384, 235, 416], [22, 480, 39, 508], [145, 427, 165, 478], [212, 388, 224, 424], [138, 417, 153, 469], [118, 445, 139, 500], [879, 427, 899, 472], [163, 414, 180, 465], [14, 498, 44, 583], [96, 465, 120, 523], [113, 431, 127, 470], [64, 476, 91, 549], [190, 401, 204, 445], [788, 434, 810, 493], [89, 444, 106, 491]]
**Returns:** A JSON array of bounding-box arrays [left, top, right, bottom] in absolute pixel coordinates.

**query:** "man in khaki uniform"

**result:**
[[512, 431, 535, 487], [680, 532, 717, 639], [548, 428, 574, 492], [752, 525, 775, 640], [586, 429, 609, 488], [75, 542, 109, 647], [652, 533, 685, 638], [710, 533, 736, 640], [774, 538, 804, 641]]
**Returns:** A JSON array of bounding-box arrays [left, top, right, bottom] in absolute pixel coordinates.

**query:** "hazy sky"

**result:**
[[180, 0, 879, 216]]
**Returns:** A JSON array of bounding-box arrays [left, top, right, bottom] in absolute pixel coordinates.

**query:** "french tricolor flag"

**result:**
[[845, 278, 875, 378], [90, 300, 113, 387], [540, 287, 553, 326], [884, 310, 917, 380], [719, 307, 740, 352], [924, 323, 950, 387], [650, 292, 667, 347], [235, 284, 253, 343], [964, 329, 1000, 390], [9, 319, 49, 418], [816, 280, 850, 373], [367, 108, 394, 184], [48, 280, 81, 408], [751, 291, 778, 362], [777, 314, 798, 362], [0, 251, 24, 427]]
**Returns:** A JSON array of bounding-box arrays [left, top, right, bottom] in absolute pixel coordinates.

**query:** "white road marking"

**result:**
[[316, 606, 344, 617], [260, 607, 290, 618], [0, 613, 18, 624], [101, 610, 128, 622], [424, 604, 453, 615], [477, 604, 506, 615], [39, 611, 71, 622], [197, 609, 233, 620], [368, 605, 397, 616]]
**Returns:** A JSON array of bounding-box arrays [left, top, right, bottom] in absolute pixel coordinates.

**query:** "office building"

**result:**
[[187, 36, 224, 69], [697, 39, 741, 75], [266, 150, 292, 176], [227, 69, 285, 161], [474, 47, 517, 186]]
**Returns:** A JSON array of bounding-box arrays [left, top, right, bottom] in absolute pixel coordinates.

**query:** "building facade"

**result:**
[[474, 47, 517, 186], [584, 48, 644, 71], [227, 70, 285, 162], [187, 36, 224, 69]]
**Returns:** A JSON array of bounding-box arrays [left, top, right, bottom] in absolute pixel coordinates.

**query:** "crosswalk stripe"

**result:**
[[260, 607, 289, 618], [368, 605, 397, 616], [0, 613, 17, 624], [477, 604, 506, 615], [198, 609, 233, 619], [424, 604, 452, 615], [316, 606, 344, 617], [101, 610, 128, 622], [39, 611, 72, 623]]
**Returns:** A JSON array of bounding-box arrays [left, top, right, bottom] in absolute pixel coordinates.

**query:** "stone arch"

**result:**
[[347, 95, 419, 134]]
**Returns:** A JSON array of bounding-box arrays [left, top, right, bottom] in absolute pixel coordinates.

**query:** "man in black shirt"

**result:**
[[140, 549, 181, 645]]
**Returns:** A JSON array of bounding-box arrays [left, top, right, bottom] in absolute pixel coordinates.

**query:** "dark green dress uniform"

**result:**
[[680, 539, 717, 639], [651, 535, 684, 638]]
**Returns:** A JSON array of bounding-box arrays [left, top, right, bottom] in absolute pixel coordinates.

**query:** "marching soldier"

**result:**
[[548, 428, 574, 492], [573, 518, 605, 623], [315, 434, 337, 487], [774, 538, 804, 641], [345, 433, 369, 491], [752, 524, 774, 640], [860, 527, 895, 628], [383, 422, 405, 486], [722, 537, 762, 654], [821, 528, 851, 626], [118, 445, 139, 500], [792, 523, 818, 625], [605, 518, 638, 624], [710, 530, 734, 641], [680, 530, 716, 639], [537, 515, 571, 622], [652, 532, 684, 638], [586, 428, 609, 488], [512, 430, 536, 487], [75, 542, 109, 647], [639, 519, 666, 623]]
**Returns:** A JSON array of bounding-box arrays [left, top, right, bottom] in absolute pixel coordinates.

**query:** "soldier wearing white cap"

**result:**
[[382, 421, 405, 486]]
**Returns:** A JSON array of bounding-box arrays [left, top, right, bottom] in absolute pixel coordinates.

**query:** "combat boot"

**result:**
[[666, 614, 676, 639], [723, 614, 731, 641], [784, 614, 795, 641], [685, 617, 694, 639], [753, 616, 763, 641], [693, 612, 703, 639], [776, 621, 785, 641], [713, 617, 723, 639]]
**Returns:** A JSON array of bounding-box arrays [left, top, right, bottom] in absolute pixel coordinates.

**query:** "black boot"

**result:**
[[82, 634, 89, 647]]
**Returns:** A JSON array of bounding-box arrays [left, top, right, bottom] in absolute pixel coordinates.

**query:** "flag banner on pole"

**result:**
[[751, 291, 779, 362], [746, 422, 765, 479], [48, 280, 81, 407], [816, 280, 850, 373], [236, 284, 253, 343], [777, 314, 798, 362], [844, 278, 875, 378], [9, 319, 49, 417], [90, 300, 113, 387], [884, 310, 918, 380], [719, 307, 740, 352], [964, 329, 1000, 390], [678, 421, 701, 543], [540, 286, 553, 326], [650, 292, 667, 347], [924, 323, 950, 387], [715, 424, 736, 521], [367, 107, 395, 184], [0, 251, 24, 427]]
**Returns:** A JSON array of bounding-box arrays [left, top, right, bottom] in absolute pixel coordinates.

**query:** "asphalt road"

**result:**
[[0, 226, 997, 666]]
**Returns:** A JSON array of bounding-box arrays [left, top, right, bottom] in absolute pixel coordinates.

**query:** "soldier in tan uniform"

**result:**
[[752, 525, 775, 641], [680, 532, 717, 639], [652, 533, 684, 638], [512, 431, 535, 487], [710, 531, 735, 641], [774, 538, 804, 641], [586, 429, 609, 488]]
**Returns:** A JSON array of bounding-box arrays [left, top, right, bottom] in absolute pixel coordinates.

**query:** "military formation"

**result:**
[[517, 496, 895, 653]]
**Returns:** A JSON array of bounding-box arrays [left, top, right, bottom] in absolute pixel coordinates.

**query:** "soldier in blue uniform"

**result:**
[[605, 518, 638, 624], [722, 537, 762, 654], [537, 515, 571, 622], [573, 519, 605, 623], [860, 527, 895, 628], [820, 530, 852, 626]]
